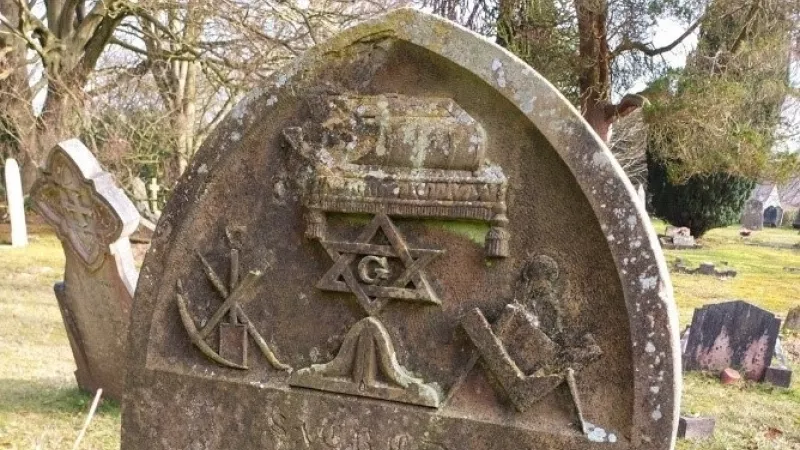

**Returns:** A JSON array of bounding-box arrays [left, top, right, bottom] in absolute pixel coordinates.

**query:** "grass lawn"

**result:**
[[0, 221, 798, 448]]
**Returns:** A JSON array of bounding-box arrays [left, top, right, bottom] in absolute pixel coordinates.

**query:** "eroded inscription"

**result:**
[[264, 408, 450, 450]]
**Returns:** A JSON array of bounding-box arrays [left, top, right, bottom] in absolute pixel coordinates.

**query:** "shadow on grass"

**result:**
[[0, 378, 120, 417]]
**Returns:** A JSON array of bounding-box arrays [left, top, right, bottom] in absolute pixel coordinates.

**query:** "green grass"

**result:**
[[0, 228, 120, 449], [0, 222, 798, 448], [651, 219, 800, 449]]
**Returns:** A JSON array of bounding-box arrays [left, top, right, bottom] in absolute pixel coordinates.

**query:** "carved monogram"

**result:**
[[31, 142, 134, 271], [284, 94, 510, 257], [317, 213, 443, 315]]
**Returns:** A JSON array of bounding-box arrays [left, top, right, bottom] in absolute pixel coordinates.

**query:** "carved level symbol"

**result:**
[[176, 246, 291, 371], [289, 317, 441, 407], [317, 214, 443, 316]]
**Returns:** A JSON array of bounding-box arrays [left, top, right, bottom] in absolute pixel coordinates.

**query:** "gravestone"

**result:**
[[122, 9, 680, 450], [763, 205, 783, 227], [31, 139, 140, 401], [793, 210, 800, 229], [683, 300, 781, 381], [784, 306, 800, 332], [4, 158, 28, 247], [741, 199, 763, 230]]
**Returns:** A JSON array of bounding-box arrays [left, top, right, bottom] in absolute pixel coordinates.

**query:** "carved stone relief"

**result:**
[[316, 213, 443, 315], [177, 229, 291, 371], [284, 94, 510, 258], [459, 255, 602, 432], [32, 141, 136, 271], [290, 213, 444, 407]]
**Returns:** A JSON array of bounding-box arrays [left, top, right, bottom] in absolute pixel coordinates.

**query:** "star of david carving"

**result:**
[[317, 214, 443, 316]]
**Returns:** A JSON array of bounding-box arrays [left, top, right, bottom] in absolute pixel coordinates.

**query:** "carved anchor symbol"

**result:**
[[176, 249, 291, 371]]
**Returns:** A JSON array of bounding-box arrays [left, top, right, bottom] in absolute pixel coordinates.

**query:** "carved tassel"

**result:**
[[485, 225, 510, 258], [305, 210, 327, 240]]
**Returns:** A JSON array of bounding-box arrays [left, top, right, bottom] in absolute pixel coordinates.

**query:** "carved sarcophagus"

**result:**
[[284, 94, 510, 257]]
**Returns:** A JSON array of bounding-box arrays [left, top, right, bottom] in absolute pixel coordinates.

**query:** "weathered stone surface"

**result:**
[[31, 139, 140, 401], [763, 205, 783, 228], [785, 306, 800, 331], [677, 416, 715, 440], [741, 199, 764, 230], [122, 9, 679, 450], [763, 366, 792, 388], [684, 300, 781, 381], [4, 158, 28, 247]]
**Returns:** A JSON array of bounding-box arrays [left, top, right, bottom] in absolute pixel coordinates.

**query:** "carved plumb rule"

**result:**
[[123, 9, 679, 450]]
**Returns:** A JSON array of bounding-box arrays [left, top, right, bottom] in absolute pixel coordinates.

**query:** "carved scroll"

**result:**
[[284, 94, 510, 257]]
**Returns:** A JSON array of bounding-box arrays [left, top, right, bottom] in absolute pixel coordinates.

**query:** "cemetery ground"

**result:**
[[0, 221, 798, 449]]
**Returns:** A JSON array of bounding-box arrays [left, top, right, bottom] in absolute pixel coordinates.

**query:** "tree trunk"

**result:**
[[0, 0, 39, 189], [575, 0, 614, 142]]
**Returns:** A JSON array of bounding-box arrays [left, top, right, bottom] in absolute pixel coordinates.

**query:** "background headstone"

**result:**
[[741, 199, 764, 230], [31, 139, 140, 401], [763, 205, 783, 227], [793, 210, 800, 229], [122, 9, 679, 450], [784, 306, 800, 332], [683, 300, 781, 381], [677, 416, 715, 440], [4, 158, 28, 247]]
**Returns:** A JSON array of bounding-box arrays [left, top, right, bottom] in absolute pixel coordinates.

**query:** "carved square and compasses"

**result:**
[[175, 94, 604, 432], [458, 255, 603, 433]]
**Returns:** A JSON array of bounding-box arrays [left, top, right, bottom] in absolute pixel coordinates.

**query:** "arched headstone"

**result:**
[[742, 199, 764, 230], [31, 139, 140, 401], [122, 9, 679, 450]]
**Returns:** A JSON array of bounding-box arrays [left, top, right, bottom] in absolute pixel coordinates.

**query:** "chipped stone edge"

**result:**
[[32, 138, 140, 294]]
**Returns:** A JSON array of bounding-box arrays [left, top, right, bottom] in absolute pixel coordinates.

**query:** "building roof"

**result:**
[[751, 183, 776, 202], [779, 177, 800, 208]]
